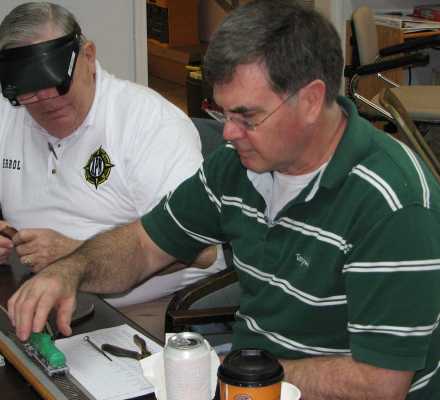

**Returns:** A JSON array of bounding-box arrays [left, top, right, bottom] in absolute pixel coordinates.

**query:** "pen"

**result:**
[[83, 335, 112, 361]]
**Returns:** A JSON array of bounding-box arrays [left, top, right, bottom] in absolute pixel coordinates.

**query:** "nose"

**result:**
[[35, 87, 58, 100], [222, 120, 246, 142]]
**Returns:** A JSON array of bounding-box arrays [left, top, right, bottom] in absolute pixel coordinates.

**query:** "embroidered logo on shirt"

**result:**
[[296, 253, 310, 268], [2, 158, 21, 170], [83, 146, 115, 189]]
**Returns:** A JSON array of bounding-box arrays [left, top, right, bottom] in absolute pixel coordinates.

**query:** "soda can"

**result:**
[[164, 332, 211, 400]]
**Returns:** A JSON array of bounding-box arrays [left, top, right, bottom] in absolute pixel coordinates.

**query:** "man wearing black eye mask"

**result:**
[[0, 2, 225, 317]]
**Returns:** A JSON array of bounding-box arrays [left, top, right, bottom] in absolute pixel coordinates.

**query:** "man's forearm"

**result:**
[[61, 221, 174, 294], [281, 355, 413, 400]]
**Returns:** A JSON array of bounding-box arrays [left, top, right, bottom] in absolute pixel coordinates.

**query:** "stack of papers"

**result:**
[[374, 14, 440, 32], [56, 324, 163, 400]]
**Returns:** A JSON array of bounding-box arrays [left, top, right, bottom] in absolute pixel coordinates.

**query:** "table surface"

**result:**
[[0, 255, 159, 400]]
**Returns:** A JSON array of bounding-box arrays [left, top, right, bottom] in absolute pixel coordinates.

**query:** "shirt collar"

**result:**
[[246, 96, 372, 203], [320, 96, 372, 189]]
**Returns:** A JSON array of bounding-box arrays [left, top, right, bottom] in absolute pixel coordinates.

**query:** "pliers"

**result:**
[[101, 334, 151, 361]]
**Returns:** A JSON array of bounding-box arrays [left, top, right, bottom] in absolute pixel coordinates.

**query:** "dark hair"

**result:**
[[203, 0, 343, 103], [0, 2, 85, 50]]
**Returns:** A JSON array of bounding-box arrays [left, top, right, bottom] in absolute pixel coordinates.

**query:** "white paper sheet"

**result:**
[[56, 324, 163, 400]]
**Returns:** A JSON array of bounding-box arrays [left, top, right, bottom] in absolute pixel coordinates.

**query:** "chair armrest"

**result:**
[[379, 34, 440, 57], [166, 307, 237, 327], [167, 267, 238, 311], [165, 267, 238, 332], [344, 52, 429, 78]]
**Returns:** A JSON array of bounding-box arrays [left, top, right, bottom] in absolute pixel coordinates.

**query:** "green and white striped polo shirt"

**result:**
[[143, 97, 440, 398]]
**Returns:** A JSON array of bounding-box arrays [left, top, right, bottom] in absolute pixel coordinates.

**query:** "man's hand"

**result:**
[[281, 355, 413, 400], [8, 220, 177, 341], [7, 264, 80, 341], [13, 229, 83, 272], [0, 220, 16, 265]]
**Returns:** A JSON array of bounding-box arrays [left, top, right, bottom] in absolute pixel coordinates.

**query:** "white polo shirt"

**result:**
[[0, 62, 226, 305], [0, 62, 202, 239]]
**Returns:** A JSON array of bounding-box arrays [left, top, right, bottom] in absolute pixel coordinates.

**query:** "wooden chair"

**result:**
[[345, 5, 440, 126], [379, 88, 440, 182]]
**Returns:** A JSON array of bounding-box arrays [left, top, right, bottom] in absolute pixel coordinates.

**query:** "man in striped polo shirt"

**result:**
[[8, 1, 440, 398]]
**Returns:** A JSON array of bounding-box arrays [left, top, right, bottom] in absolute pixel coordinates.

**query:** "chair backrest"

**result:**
[[191, 117, 225, 157], [379, 88, 440, 182], [352, 6, 379, 65]]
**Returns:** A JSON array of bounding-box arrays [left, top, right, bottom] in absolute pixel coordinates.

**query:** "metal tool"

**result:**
[[83, 336, 112, 361], [101, 344, 142, 360], [101, 334, 151, 361], [133, 334, 151, 358]]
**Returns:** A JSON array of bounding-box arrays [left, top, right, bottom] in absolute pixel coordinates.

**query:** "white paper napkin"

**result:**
[[140, 349, 220, 400]]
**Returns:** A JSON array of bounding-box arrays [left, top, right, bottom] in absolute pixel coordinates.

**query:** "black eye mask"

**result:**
[[0, 30, 81, 106]]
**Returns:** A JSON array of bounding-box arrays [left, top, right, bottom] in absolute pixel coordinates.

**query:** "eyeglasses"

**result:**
[[16, 89, 61, 106], [202, 92, 296, 131]]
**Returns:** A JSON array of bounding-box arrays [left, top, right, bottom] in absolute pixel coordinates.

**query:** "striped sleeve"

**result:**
[[141, 149, 230, 263], [344, 205, 440, 370]]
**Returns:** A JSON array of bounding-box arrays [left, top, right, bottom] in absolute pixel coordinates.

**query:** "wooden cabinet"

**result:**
[[147, 0, 202, 85], [147, 0, 199, 47]]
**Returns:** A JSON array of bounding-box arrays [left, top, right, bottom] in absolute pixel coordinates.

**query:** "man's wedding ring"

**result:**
[[23, 256, 33, 266]]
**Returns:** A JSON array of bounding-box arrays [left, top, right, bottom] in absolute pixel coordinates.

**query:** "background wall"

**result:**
[[199, 0, 331, 42], [0, 0, 147, 85]]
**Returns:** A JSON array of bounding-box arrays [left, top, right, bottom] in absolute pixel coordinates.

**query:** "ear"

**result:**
[[296, 80, 326, 125], [81, 41, 96, 73]]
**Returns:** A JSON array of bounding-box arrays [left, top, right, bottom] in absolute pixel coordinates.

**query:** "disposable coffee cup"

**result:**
[[218, 348, 284, 400]]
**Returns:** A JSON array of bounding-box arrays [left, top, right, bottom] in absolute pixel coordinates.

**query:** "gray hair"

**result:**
[[203, 0, 343, 103], [0, 2, 85, 50]]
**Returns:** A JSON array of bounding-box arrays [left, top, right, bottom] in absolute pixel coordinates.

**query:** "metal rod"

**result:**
[[83, 336, 112, 362]]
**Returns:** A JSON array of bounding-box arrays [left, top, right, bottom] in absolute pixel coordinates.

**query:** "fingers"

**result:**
[[0, 249, 12, 265], [7, 280, 46, 340], [14, 238, 35, 256], [56, 298, 76, 337], [19, 249, 49, 272], [0, 235, 14, 251], [12, 229, 37, 247], [15, 229, 59, 269], [0, 226, 18, 240], [20, 254, 47, 273], [15, 231, 46, 270], [0, 235, 13, 265], [7, 273, 75, 341]]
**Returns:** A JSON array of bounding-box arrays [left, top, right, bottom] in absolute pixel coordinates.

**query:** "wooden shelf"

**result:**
[[147, 38, 205, 85]]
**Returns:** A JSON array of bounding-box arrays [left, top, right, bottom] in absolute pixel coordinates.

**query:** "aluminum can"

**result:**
[[164, 332, 211, 400]]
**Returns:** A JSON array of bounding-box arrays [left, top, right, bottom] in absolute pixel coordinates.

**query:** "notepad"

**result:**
[[56, 324, 163, 400]]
